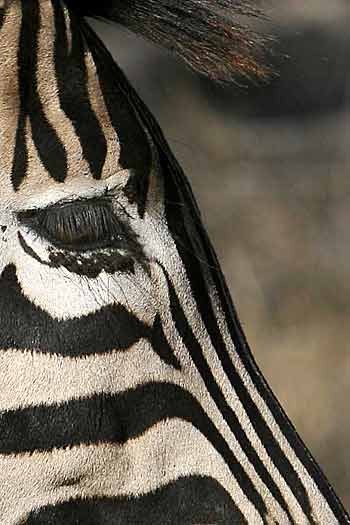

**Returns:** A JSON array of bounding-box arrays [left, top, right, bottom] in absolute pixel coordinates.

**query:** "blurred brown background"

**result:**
[[92, 0, 350, 508]]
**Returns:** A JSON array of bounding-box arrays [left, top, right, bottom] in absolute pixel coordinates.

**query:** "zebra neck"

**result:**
[[77, 27, 349, 521], [152, 155, 347, 522]]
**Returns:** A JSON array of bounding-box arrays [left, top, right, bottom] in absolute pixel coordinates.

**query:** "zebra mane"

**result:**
[[64, 0, 270, 82]]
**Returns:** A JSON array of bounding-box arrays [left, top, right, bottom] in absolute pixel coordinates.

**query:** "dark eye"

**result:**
[[18, 198, 129, 251]]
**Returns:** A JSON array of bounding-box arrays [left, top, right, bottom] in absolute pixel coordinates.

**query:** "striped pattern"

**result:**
[[0, 1, 348, 523]]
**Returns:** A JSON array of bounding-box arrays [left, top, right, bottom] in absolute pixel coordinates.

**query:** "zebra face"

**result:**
[[0, 2, 349, 524]]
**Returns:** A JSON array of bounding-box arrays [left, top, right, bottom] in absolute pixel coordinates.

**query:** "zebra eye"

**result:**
[[18, 199, 128, 251]]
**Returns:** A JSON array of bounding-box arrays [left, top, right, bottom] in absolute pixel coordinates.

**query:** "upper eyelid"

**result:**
[[13, 171, 132, 214]]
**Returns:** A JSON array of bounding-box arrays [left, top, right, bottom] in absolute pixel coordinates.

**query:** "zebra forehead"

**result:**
[[0, 0, 153, 193]]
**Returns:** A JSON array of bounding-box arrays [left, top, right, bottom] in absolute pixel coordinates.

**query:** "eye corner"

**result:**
[[17, 208, 41, 223]]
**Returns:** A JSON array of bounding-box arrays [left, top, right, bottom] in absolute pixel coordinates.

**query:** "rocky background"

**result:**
[[92, 0, 350, 508]]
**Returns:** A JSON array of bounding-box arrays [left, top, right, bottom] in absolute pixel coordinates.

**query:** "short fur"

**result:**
[[0, 1, 348, 523], [64, 0, 270, 82]]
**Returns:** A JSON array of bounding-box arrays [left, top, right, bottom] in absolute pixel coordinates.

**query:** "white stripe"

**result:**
[[35, 0, 89, 180], [84, 48, 121, 180], [0, 420, 261, 525], [0, 342, 166, 411], [0, 2, 22, 194]]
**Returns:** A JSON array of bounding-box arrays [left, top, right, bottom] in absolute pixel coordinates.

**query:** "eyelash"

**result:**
[[18, 198, 129, 252]]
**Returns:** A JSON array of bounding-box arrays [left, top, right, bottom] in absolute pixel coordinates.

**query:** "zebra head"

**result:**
[[0, 0, 159, 328], [0, 1, 348, 523]]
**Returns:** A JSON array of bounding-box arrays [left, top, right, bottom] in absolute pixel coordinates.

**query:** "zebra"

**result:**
[[0, 0, 348, 523]]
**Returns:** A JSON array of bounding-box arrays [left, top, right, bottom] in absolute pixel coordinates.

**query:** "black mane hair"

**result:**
[[64, 0, 270, 82]]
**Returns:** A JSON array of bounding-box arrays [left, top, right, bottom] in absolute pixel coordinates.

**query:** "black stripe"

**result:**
[[0, 265, 175, 370], [0, 264, 148, 355], [82, 23, 152, 218], [152, 314, 181, 370], [11, 0, 30, 190], [162, 266, 296, 522], [0, 380, 263, 517], [27, 476, 246, 525], [12, 0, 67, 190], [0, 9, 5, 32], [11, 116, 28, 191], [53, 2, 107, 179], [0, 264, 180, 366]]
